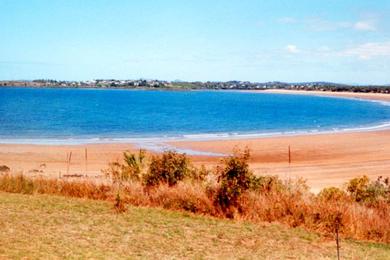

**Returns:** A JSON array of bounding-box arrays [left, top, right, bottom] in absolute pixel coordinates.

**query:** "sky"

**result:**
[[1, 0, 390, 84]]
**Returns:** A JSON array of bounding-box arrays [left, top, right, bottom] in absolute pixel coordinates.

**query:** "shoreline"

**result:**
[[0, 88, 389, 148], [0, 118, 389, 155], [259, 88, 390, 102], [1, 129, 389, 193], [1, 118, 390, 146], [3, 85, 390, 101], [1, 89, 389, 192]]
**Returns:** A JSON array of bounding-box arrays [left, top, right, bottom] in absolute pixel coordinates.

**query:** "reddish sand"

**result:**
[[0, 143, 136, 179], [171, 130, 390, 192], [0, 90, 389, 192], [260, 89, 390, 102]]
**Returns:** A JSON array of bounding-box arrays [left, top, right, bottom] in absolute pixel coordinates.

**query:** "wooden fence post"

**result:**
[[85, 148, 88, 177]]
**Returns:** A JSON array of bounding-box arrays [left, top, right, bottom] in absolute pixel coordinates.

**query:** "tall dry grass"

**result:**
[[0, 174, 112, 200], [1, 149, 389, 243], [238, 188, 390, 242]]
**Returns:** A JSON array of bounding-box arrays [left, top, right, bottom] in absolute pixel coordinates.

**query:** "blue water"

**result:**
[[0, 87, 389, 143]]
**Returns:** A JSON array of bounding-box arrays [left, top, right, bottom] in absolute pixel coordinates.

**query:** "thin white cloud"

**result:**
[[279, 16, 379, 32], [285, 45, 299, 54], [279, 42, 390, 60], [353, 20, 377, 31], [0, 60, 63, 66], [339, 42, 390, 59], [306, 17, 351, 31], [317, 46, 331, 52], [278, 17, 297, 24]]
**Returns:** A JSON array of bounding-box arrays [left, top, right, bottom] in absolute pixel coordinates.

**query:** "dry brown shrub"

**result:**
[[0, 165, 10, 173], [148, 182, 217, 215], [317, 187, 350, 202], [0, 174, 34, 194], [237, 186, 390, 243], [1, 165, 389, 243], [0, 174, 113, 201], [113, 192, 127, 213], [122, 182, 149, 206]]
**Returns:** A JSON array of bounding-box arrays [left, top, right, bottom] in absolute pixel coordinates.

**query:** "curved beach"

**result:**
[[0, 90, 389, 192], [172, 90, 390, 192]]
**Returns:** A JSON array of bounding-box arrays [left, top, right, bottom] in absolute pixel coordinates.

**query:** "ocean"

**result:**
[[0, 87, 389, 145]]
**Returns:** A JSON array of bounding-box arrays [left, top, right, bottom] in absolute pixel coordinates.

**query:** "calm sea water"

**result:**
[[0, 87, 389, 143]]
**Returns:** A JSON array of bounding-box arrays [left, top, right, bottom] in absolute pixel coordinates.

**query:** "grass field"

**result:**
[[0, 192, 389, 259]]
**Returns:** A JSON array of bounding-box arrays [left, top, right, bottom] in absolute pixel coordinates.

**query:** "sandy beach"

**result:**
[[0, 90, 389, 192], [172, 130, 390, 192], [260, 89, 390, 102]]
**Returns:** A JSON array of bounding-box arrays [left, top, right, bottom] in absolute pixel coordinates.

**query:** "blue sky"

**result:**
[[1, 0, 390, 84]]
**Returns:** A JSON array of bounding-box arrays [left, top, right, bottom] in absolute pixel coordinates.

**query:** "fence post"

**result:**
[[66, 151, 72, 176], [288, 145, 291, 164], [335, 213, 341, 260], [85, 148, 88, 177]]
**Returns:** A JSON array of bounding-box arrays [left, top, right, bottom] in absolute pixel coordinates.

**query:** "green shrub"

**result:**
[[215, 148, 254, 216], [189, 164, 210, 182], [318, 187, 348, 201], [346, 176, 370, 202], [366, 176, 390, 204], [143, 151, 191, 187], [122, 149, 146, 181], [250, 175, 284, 193], [346, 176, 390, 204], [103, 149, 146, 183]]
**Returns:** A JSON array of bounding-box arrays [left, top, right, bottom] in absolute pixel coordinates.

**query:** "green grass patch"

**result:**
[[0, 192, 389, 259]]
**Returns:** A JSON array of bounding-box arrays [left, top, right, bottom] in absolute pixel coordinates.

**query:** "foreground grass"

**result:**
[[0, 192, 389, 259]]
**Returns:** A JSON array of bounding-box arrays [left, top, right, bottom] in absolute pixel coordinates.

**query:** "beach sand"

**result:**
[[260, 89, 390, 102], [171, 130, 390, 192], [0, 143, 136, 179], [0, 90, 389, 192]]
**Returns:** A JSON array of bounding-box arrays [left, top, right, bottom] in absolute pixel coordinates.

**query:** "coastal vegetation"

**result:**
[[1, 79, 389, 93], [1, 149, 389, 245]]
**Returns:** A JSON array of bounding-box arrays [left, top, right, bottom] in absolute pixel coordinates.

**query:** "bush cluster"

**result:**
[[144, 151, 191, 187], [318, 187, 349, 202], [346, 176, 390, 204], [104, 149, 208, 189], [2, 148, 390, 242], [214, 148, 253, 216], [103, 149, 146, 183]]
